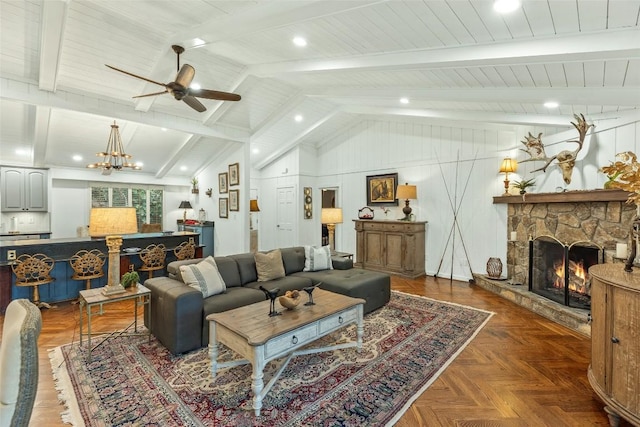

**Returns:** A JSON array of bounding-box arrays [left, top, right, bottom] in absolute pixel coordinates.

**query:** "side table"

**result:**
[[78, 284, 151, 361]]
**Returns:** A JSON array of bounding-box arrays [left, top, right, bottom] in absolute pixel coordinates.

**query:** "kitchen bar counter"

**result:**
[[0, 232, 201, 313]]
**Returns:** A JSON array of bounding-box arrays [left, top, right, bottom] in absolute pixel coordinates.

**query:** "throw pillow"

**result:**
[[255, 249, 286, 282], [303, 245, 334, 272], [179, 256, 226, 297]]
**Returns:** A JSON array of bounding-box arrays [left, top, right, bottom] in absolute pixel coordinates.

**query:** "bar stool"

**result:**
[[69, 249, 106, 290], [11, 253, 56, 309], [139, 244, 166, 279], [174, 241, 196, 260]]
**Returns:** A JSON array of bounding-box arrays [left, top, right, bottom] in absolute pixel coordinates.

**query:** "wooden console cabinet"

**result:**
[[588, 264, 640, 427], [353, 219, 426, 278]]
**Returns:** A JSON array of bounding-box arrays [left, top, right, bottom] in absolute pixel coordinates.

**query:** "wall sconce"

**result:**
[[499, 157, 518, 196], [205, 188, 212, 197], [396, 183, 417, 221]]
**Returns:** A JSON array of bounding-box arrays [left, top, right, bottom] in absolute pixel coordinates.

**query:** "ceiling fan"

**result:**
[[106, 45, 241, 112]]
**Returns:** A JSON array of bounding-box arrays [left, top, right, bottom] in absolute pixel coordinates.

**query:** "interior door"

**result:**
[[277, 186, 296, 248]]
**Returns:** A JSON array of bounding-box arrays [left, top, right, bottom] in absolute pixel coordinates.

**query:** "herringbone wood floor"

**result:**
[[2, 275, 626, 426]]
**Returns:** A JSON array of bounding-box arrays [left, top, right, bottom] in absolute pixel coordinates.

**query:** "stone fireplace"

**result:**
[[473, 189, 635, 336]]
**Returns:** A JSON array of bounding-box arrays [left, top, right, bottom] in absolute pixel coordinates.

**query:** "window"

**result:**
[[91, 183, 163, 229]]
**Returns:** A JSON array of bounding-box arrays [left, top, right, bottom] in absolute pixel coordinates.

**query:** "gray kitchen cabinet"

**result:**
[[1, 167, 48, 212]]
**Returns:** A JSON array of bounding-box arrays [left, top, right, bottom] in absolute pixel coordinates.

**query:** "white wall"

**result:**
[[253, 113, 639, 281]]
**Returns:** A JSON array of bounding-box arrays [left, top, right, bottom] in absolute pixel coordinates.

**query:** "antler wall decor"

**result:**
[[519, 114, 594, 184]]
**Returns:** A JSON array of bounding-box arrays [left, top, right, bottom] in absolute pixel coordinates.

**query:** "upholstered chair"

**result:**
[[0, 299, 42, 427]]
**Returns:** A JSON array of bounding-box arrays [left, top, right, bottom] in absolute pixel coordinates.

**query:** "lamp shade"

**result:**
[[89, 207, 138, 237], [321, 208, 343, 224], [396, 183, 417, 200], [249, 199, 260, 212], [179, 200, 193, 209], [499, 157, 518, 173]]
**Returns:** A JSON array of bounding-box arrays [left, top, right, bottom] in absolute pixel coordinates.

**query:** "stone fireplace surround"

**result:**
[[473, 189, 635, 336]]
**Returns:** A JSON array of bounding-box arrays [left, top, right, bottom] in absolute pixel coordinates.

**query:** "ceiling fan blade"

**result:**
[[182, 95, 207, 112], [175, 64, 195, 88], [191, 88, 241, 102], [105, 64, 167, 87], [132, 90, 168, 99]]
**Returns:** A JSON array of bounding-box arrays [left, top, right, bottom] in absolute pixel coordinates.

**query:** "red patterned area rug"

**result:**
[[50, 291, 493, 426]]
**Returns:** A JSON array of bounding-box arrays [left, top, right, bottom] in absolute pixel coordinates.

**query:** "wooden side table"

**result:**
[[78, 284, 151, 361]]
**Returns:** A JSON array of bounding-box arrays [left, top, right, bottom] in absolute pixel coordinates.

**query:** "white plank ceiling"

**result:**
[[1, 0, 638, 177]]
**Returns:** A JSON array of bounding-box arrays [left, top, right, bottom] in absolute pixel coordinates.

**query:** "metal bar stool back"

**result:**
[[11, 253, 56, 309], [174, 241, 196, 260], [139, 243, 166, 279], [69, 249, 106, 290]]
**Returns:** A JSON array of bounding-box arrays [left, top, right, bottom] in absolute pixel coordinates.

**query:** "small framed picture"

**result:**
[[229, 189, 239, 211], [219, 198, 228, 218], [366, 173, 399, 206], [229, 163, 239, 186], [218, 172, 228, 194]]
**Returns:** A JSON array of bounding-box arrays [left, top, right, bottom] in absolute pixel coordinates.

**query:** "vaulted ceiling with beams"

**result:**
[[1, 0, 639, 178]]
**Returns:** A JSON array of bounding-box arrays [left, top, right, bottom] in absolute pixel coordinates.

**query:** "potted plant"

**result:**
[[121, 270, 139, 288], [512, 178, 536, 195], [191, 177, 199, 194]]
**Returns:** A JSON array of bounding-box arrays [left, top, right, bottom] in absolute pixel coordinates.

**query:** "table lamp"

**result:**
[[321, 208, 343, 252], [249, 199, 260, 230], [499, 157, 518, 196], [179, 200, 193, 222], [396, 183, 417, 221], [89, 207, 138, 295]]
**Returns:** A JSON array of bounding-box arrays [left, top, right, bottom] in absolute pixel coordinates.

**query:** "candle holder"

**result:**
[[303, 283, 321, 306], [259, 286, 281, 317]]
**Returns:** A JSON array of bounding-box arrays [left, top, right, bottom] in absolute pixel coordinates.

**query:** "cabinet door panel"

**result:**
[[2, 168, 24, 211], [611, 287, 640, 415], [364, 231, 384, 267], [590, 279, 607, 388], [25, 170, 47, 211], [384, 233, 403, 270]]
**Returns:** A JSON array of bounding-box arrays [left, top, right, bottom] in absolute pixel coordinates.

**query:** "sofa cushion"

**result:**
[[280, 246, 306, 274], [303, 245, 333, 272], [229, 253, 258, 285], [255, 249, 286, 282], [214, 257, 242, 288], [180, 256, 226, 297]]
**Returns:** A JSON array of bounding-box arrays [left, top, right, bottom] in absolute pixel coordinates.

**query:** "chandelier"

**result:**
[[87, 121, 141, 174]]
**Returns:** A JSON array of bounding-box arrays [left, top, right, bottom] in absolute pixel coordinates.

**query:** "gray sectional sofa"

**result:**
[[143, 246, 391, 355]]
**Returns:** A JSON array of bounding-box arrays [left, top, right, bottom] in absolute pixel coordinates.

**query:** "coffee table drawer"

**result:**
[[265, 323, 317, 358], [319, 308, 358, 334]]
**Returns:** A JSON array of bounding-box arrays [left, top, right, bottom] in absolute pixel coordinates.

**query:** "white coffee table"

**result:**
[[206, 289, 364, 416]]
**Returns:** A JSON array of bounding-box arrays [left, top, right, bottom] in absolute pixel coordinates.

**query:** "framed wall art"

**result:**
[[366, 173, 399, 206], [219, 172, 228, 194], [229, 189, 239, 211], [219, 198, 228, 218], [303, 187, 312, 219], [229, 163, 239, 186]]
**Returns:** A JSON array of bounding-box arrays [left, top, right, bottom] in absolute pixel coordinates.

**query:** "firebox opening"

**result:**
[[529, 237, 601, 310]]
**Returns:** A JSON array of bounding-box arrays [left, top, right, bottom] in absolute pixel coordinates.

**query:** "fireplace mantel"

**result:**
[[493, 189, 630, 204]]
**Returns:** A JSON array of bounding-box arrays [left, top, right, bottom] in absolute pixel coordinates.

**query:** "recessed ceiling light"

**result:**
[[293, 36, 307, 47], [400, 97, 409, 104], [15, 148, 28, 155], [493, 0, 520, 14], [294, 114, 303, 122], [72, 155, 82, 161], [544, 101, 559, 108], [190, 82, 201, 90], [161, 127, 167, 132], [252, 148, 260, 154], [193, 38, 206, 47], [180, 166, 187, 171]]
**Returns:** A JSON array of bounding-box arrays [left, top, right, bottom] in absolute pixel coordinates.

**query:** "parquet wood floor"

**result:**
[[1, 275, 626, 426]]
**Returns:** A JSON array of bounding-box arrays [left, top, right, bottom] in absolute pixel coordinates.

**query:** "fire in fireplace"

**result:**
[[528, 236, 602, 310]]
